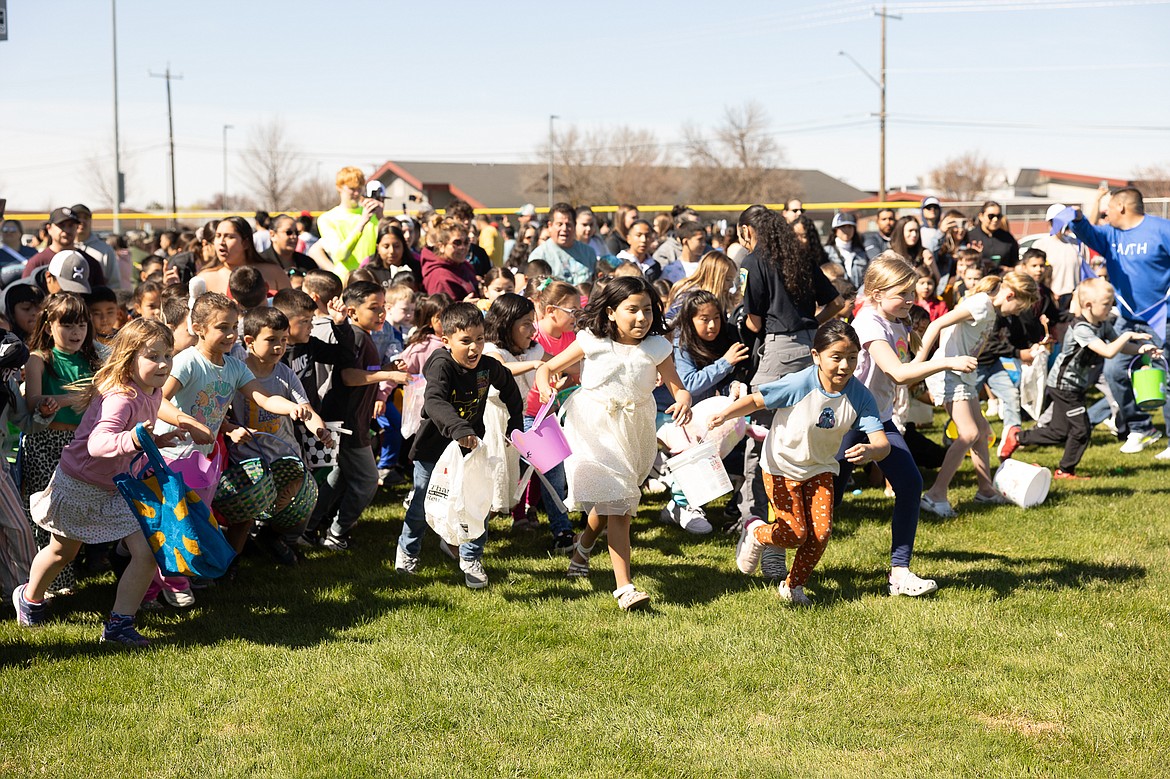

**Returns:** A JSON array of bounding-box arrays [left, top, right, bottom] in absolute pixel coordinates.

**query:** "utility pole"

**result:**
[[111, 0, 122, 232], [548, 114, 558, 209], [149, 64, 183, 227], [839, 5, 899, 205], [222, 124, 233, 212]]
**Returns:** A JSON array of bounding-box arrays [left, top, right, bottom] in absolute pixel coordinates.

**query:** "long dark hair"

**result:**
[[485, 293, 536, 355], [889, 215, 926, 265], [737, 204, 813, 309], [29, 292, 102, 375], [407, 292, 451, 346], [673, 290, 734, 370], [794, 214, 828, 267], [576, 275, 666, 341]]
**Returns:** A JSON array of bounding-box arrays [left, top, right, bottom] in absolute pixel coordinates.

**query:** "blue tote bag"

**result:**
[[114, 423, 236, 578]]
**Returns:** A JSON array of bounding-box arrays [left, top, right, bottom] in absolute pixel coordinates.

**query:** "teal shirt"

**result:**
[[43, 348, 94, 427]]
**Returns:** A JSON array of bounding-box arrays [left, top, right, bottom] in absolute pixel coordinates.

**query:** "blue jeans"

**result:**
[[398, 459, 487, 561], [522, 415, 572, 537], [1104, 319, 1167, 437], [375, 401, 402, 469], [833, 420, 922, 568], [977, 362, 1021, 429]]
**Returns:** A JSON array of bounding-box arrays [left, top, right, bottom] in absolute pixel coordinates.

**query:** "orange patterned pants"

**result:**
[[757, 472, 835, 587]]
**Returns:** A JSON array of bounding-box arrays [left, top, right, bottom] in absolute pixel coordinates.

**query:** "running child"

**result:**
[[12, 319, 197, 645], [20, 293, 103, 596], [1000, 277, 1158, 478], [535, 276, 692, 611], [395, 302, 524, 588], [482, 293, 549, 529], [836, 255, 977, 596], [709, 319, 889, 606], [918, 271, 1039, 517], [655, 289, 750, 534], [155, 293, 317, 552]]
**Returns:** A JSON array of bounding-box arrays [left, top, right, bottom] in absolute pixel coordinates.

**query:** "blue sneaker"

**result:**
[[100, 613, 149, 648], [12, 584, 45, 627]]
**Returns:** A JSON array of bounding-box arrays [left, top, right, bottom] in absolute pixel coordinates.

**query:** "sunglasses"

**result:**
[[789, 208, 804, 213], [549, 305, 581, 318], [449, 239, 468, 247], [985, 213, 1003, 220]]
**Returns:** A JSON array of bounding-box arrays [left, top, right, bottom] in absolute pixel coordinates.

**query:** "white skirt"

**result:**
[[30, 466, 141, 544]]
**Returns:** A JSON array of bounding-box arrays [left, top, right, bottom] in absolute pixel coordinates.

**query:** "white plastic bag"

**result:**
[[424, 440, 495, 546], [401, 376, 426, 439], [483, 395, 519, 512], [1020, 345, 1049, 421]]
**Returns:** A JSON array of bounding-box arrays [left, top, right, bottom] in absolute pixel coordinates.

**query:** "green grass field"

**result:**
[[3, 423, 1170, 778]]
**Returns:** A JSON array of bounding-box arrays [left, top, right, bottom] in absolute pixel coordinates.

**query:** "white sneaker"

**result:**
[[460, 558, 489, 589], [986, 397, 999, 420], [1155, 445, 1170, 461], [1120, 430, 1162, 454], [395, 546, 419, 575], [735, 518, 765, 574], [677, 505, 713, 535], [888, 570, 938, 597], [161, 588, 195, 608], [777, 581, 813, 607]]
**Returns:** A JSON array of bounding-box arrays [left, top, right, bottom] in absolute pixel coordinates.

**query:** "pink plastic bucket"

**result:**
[[166, 440, 225, 505], [510, 397, 572, 474]]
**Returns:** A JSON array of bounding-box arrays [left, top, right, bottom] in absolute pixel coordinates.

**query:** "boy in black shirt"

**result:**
[[308, 281, 406, 550], [395, 302, 523, 589]]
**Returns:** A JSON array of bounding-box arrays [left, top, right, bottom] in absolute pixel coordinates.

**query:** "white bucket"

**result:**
[[665, 440, 733, 507], [993, 460, 1052, 508]]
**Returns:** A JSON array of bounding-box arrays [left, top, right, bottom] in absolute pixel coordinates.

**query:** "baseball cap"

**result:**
[[394, 214, 416, 227], [70, 203, 92, 217], [47, 250, 92, 294], [365, 181, 385, 199], [921, 196, 941, 209], [49, 207, 80, 227], [1045, 203, 1068, 222], [831, 212, 857, 229], [517, 203, 537, 217]]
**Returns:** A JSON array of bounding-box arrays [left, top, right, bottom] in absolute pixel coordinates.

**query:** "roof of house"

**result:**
[[1015, 168, 1131, 190], [369, 160, 869, 209]]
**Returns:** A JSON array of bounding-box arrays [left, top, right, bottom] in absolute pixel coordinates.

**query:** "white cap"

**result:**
[[1046, 203, 1068, 222], [365, 180, 385, 199]]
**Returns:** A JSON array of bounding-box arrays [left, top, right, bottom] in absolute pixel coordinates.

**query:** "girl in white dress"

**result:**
[[535, 276, 691, 611]]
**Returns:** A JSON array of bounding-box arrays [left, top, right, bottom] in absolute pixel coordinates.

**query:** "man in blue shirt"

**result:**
[[1071, 187, 1170, 457]]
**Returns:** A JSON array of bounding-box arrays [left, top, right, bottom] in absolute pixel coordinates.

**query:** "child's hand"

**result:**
[[312, 421, 334, 448], [947, 356, 978, 374], [37, 398, 59, 417], [392, 358, 407, 372], [1129, 332, 1153, 343], [728, 381, 747, 400], [457, 435, 478, 449], [291, 403, 314, 422], [844, 442, 880, 464], [722, 342, 750, 365], [667, 391, 692, 426], [328, 296, 348, 325], [373, 400, 385, 418], [227, 427, 253, 445], [386, 370, 409, 385], [1139, 343, 1163, 359]]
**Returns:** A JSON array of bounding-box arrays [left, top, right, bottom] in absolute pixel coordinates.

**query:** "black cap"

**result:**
[[49, 207, 80, 226]]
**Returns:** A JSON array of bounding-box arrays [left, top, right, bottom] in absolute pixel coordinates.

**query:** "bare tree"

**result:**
[[83, 136, 135, 209], [683, 102, 794, 204], [928, 151, 999, 201], [528, 124, 677, 206], [1133, 163, 1170, 199], [240, 118, 310, 211], [287, 174, 337, 212]]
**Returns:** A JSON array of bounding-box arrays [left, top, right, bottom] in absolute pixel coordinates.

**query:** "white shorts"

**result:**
[[925, 370, 978, 405]]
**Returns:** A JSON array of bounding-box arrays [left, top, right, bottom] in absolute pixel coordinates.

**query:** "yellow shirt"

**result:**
[[478, 224, 504, 267], [316, 205, 377, 274]]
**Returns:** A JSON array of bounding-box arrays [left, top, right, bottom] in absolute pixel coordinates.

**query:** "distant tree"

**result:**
[[1133, 163, 1170, 199], [683, 101, 794, 204], [241, 118, 310, 211], [529, 125, 678, 206], [928, 151, 999, 201], [287, 175, 337, 212]]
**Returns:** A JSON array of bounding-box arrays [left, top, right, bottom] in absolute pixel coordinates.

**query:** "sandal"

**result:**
[[614, 585, 650, 611], [889, 570, 938, 597], [973, 490, 1010, 505], [919, 494, 957, 518], [566, 535, 594, 579]]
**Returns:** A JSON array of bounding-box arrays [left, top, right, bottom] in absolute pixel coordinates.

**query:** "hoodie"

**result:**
[[420, 247, 477, 300]]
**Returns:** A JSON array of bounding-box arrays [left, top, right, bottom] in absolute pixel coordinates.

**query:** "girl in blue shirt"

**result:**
[[709, 320, 889, 606]]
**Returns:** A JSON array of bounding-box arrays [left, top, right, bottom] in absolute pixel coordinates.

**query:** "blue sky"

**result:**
[[2, 0, 1168, 210]]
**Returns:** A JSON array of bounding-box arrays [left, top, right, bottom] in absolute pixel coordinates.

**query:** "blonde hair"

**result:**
[[1074, 276, 1113, 315], [430, 217, 468, 249], [76, 318, 174, 407], [862, 252, 922, 352], [973, 270, 1039, 306], [666, 250, 739, 313], [335, 166, 365, 189]]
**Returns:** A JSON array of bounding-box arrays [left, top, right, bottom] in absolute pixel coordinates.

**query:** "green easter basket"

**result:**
[[212, 452, 276, 526]]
